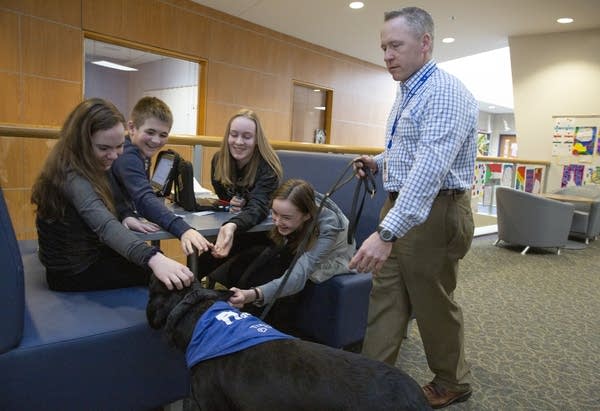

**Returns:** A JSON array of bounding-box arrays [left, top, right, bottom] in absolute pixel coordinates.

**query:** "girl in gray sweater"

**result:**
[[228, 179, 356, 307], [31, 98, 193, 291]]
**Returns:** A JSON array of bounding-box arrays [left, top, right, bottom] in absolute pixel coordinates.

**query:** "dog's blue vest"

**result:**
[[186, 301, 295, 368]]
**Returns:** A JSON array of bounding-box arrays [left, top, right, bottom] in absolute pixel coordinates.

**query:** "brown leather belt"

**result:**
[[388, 189, 466, 202]]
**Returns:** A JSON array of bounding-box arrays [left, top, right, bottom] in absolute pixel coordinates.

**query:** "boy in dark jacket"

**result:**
[[111, 96, 212, 257]]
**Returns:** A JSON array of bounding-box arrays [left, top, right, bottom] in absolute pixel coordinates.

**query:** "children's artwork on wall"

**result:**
[[515, 165, 544, 192], [572, 126, 596, 156], [481, 163, 503, 206], [485, 163, 502, 183], [551, 116, 600, 191], [561, 164, 585, 187], [515, 166, 526, 191], [585, 126, 600, 154], [525, 169, 535, 192], [585, 166, 600, 185], [472, 162, 487, 199], [533, 167, 543, 193], [501, 164, 514, 187], [552, 117, 575, 156]]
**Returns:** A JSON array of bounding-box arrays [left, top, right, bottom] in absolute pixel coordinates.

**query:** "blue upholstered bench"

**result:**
[[0, 188, 189, 411], [277, 150, 386, 349]]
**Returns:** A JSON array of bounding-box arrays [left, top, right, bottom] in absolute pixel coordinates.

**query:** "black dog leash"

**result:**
[[347, 164, 377, 244], [260, 159, 376, 320]]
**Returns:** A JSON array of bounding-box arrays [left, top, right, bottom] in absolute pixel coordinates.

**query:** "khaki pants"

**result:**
[[361, 191, 473, 391]]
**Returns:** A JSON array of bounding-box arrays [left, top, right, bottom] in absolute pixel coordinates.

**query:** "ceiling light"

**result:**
[[313, 89, 321, 92], [349, 2, 364, 10], [442, 37, 455, 44], [91, 60, 138, 71], [557, 17, 573, 24]]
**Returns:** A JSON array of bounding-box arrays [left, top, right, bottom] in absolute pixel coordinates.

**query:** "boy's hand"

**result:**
[[181, 229, 213, 256], [122, 216, 161, 233]]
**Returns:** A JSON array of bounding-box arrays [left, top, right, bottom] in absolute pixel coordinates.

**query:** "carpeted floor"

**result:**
[[396, 235, 600, 410]]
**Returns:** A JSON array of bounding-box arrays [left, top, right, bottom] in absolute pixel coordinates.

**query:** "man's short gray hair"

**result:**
[[384, 7, 434, 47]]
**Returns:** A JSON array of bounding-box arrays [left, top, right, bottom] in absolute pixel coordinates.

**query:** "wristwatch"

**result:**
[[377, 226, 397, 242]]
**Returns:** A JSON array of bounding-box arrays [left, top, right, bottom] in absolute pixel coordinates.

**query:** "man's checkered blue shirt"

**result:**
[[374, 59, 478, 238]]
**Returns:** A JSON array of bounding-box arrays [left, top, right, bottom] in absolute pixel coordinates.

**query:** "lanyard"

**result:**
[[389, 64, 437, 146]]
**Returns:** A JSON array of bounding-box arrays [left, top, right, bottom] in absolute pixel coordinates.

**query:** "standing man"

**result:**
[[349, 7, 477, 409]]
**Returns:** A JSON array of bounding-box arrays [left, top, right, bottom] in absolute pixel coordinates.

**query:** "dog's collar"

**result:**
[[164, 289, 210, 337]]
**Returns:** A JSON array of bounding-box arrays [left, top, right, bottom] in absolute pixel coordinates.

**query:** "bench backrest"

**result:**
[[0, 188, 25, 353], [276, 150, 386, 246]]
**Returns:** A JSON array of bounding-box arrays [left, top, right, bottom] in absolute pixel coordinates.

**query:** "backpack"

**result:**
[[173, 156, 197, 211], [158, 150, 228, 212]]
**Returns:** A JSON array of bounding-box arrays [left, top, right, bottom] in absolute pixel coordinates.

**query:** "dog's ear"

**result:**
[[148, 274, 168, 294], [146, 294, 170, 329], [146, 276, 178, 329]]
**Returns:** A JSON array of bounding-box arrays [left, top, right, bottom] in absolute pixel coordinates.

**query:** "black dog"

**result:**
[[147, 277, 432, 411]]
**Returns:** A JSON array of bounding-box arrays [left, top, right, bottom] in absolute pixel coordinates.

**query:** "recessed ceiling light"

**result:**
[[349, 2, 364, 10], [91, 60, 138, 71], [557, 17, 574, 24], [442, 37, 455, 44], [313, 89, 321, 92]]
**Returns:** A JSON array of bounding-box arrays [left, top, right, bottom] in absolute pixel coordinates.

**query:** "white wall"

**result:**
[[128, 58, 199, 134], [478, 112, 492, 134], [84, 62, 129, 116], [509, 28, 600, 189]]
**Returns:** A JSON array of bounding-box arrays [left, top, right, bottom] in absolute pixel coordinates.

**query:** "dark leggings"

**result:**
[[46, 247, 150, 292]]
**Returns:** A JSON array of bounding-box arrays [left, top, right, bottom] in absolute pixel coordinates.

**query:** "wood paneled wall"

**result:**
[[79, 0, 394, 143], [0, 0, 394, 251], [0, 0, 84, 240]]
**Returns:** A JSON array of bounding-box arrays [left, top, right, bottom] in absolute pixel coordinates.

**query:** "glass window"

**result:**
[[291, 82, 332, 143], [84, 38, 201, 134]]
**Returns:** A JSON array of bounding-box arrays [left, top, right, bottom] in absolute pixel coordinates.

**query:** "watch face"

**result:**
[[380, 229, 393, 241]]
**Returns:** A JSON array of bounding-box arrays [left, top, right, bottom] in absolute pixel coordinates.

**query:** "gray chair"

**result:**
[[494, 187, 574, 255], [551, 185, 600, 244]]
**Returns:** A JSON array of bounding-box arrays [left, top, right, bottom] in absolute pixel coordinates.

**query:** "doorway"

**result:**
[[499, 134, 517, 157]]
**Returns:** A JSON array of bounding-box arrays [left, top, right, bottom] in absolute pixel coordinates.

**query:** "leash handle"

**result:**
[[347, 167, 376, 244]]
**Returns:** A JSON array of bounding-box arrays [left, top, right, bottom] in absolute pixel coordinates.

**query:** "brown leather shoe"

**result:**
[[422, 382, 472, 409]]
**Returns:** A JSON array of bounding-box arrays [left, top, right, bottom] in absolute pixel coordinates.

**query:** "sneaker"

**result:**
[[422, 382, 472, 409]]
